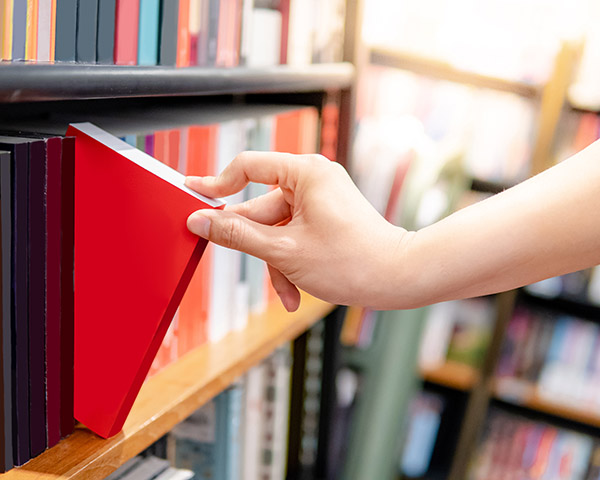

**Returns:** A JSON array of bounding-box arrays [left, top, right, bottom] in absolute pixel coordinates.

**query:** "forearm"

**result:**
[[387, 139, 600, 310]]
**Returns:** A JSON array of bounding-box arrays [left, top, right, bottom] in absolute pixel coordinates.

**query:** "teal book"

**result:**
[[138, 0, 160, 65]]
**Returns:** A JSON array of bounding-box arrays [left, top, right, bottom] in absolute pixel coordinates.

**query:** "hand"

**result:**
[[185, 152, 408, 312]]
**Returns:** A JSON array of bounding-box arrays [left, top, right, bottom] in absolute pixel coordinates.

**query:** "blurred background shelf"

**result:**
[[420, 362, 479, 392]]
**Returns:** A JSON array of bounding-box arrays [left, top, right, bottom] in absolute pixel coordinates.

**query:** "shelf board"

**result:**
[[0, 62, 355, 103], [4, 292, 334, 480], [493, 378, 600, 429], [369, 48, 542, 99], [420, 361, 479, 391]]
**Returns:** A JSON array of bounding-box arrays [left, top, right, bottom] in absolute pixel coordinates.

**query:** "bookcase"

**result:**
[[0, 0, 362, 478]]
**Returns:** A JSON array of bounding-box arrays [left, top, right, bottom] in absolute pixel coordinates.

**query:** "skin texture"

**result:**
[[186, 141, 600, 312]]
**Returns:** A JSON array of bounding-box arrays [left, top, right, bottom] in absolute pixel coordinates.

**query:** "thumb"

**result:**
[[187, 209, 283, 263]]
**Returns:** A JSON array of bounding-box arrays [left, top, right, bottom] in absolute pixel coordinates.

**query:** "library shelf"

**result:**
[[493, 378, 600, 429], [420, 361, 479, 392], [0, 62, 355, 103], [3, 292, 334, 480], [369, 48, 542, 99]]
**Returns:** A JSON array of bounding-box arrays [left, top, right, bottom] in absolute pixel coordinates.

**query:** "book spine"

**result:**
[[96, 0, 116, 64], [137, 0, 160, 65], [158, 0, 179, 66], [59, 136, 75, 438], [45, 137, 61, 448], [175, 0, 190, 67], [36, 0, 52, 61], [278, 0, 288, 64], [205, 0, 218, 66], [27, 139, 47, 457], [187, 0, 201, 66], [12, 142, 30, 465], [0, 151, 12, 471], [114, 0, 140, 65], [54, 0, 77, 62], [11, 0, 27, 60], [25, 0, 38, 61], [76, 0, 98, 62], [0, 0, 14, 60]]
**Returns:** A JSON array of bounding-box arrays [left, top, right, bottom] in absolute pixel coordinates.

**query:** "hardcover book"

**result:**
[[67, 123, 224, 438]]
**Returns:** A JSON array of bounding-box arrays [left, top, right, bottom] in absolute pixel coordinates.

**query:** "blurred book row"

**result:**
[[0, 0, 345, 67]]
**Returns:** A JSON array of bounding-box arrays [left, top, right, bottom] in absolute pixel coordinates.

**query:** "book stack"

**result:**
[[495, 302, 600, 415], [0, 0, 346, 67], [469, 409, 594, 479], [0, 132, 75, 471]]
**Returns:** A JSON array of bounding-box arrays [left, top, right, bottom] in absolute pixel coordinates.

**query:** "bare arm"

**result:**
[[186, 141, 600, 311]]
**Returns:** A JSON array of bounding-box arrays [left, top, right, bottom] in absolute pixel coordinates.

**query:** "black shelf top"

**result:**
[[0, 62, 355, 103]]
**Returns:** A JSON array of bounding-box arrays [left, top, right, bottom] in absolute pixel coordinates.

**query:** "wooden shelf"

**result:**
[[369, 48, 542, 99], [4, 292, 334, 480], [0, 62, 355, 103], [493, 378, 600, 429], [420, 361, 479, 391]]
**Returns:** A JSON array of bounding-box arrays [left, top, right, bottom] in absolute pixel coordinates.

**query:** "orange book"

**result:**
[[177, 124, 218, 354], [25, 0, 39, 60], [274, 107, 318, 155], [167, 129, 181, 170], [176, 0, 190, 67], [0, 0, 13, 60]]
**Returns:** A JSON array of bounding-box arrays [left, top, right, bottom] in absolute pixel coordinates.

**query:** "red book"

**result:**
[[176, 0, 191, 67], [114, 0, 140, 65], [67, 122, 223, 438]]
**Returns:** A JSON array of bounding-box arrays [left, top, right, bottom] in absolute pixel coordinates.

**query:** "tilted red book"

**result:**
[[66, 123, 224, 438]]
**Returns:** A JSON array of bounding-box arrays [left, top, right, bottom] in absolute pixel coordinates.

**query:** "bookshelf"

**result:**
[[3, 293, 333, 480], [420, 361, 479, 392]]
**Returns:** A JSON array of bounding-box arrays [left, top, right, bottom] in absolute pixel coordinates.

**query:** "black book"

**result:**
[[55, 0, 79, 62], [76, 0, 99, 63], [0, 137, 30, 466], [96, 0, 116, 64], [158, 0, 179, 66], [0, 151, 11, 472], [27, 138, 47, 458]]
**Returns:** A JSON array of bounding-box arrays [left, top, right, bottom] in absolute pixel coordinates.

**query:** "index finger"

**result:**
[[185, 151, 302, 199]]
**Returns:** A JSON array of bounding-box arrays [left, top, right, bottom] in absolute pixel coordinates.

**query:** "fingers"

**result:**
[[187, 208, 286, 265], [267, 265, 300, 312], [227, 188, 291, 225], [185, 151, 301, 198]]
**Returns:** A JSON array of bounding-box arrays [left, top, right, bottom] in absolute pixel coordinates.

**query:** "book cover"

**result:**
[[138, 0, 160, 65], [60, 135, 75, 439], [114, 0, 140, 65], [36, 0, 53, 61], [0, 150, 12, 471], [11, 0, 26, 60], [96, 0, 116, 64], [67, 122, 224, 438], [0, 0, 14, 60], [175, 0, 190, 67], [158, 0, 179, 66], [0, 137, 30, 466], [25, 0, 39, 60], [27, 137, 47, 457], [54, 0, 77, 62], [75, 0, 98, 62]]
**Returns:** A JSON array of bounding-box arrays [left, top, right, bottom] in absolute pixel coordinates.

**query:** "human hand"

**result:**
[[185, 152, 408, 312]]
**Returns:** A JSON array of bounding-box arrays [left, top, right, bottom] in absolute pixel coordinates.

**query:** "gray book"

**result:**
[[104, 456, 144, 480], [76, 0, 98, 62], [55, 0, 79, 62], [206, 0, 220, 66], [11, 1, 27, 60], [159, 0, 179, 66], [118, 456, 170, 480], [96, 0, 116, 64], [0, 151, 11, 472]]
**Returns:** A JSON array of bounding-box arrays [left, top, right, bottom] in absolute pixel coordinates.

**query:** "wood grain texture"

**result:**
[[4, 292, 333, 479]]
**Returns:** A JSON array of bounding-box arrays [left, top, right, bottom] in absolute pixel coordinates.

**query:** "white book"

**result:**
[[247, 8, 282, 67], [242, 365, 266, 480]]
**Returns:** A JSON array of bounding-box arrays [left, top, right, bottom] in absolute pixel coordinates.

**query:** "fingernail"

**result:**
[[187, 212, 211, 238]]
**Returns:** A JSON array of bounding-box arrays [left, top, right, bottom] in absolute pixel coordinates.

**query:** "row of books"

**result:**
[[0, 132, 75, 470], [496, 304, 600, 414], [469, 409, 596, 480], [356, 65, 537, 184], [106, 456, 194, 480], [0, 0, 345, 67]]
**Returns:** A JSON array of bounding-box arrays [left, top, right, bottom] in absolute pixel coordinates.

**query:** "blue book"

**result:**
[[138, 0, 161, 66]]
